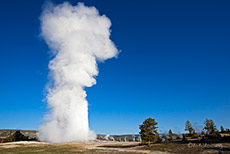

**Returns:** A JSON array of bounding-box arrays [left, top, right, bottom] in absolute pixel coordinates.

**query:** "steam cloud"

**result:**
[[38, 2, 118, 142]]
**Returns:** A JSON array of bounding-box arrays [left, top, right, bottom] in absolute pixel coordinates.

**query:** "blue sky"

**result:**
[[0, 0, 230, 135]]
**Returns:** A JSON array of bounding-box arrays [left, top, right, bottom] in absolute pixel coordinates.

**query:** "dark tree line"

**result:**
[[139, 117, 230, 147]]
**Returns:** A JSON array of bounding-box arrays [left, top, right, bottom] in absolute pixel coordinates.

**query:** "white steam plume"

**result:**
[[38, 2, 118, 142]]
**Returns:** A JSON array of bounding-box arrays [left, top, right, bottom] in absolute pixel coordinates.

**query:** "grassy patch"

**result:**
[[0, 144, 142, 154], [0, 145, 81, 154], [1, 142, 227, 154], [141, 143, 207, 154]]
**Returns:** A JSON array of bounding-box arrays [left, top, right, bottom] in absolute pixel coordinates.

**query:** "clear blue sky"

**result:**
[[0, 0, 230, 135]]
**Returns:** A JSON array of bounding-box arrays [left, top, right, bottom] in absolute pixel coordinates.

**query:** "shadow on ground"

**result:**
[[205, 147, 230, 152], [98, 145, 138, 149]]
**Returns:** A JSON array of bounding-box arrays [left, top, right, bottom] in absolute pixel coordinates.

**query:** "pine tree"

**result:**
[[204, 118, 217, 135], [139, 117, 158, 147], [185, 120, 194, 135], [220, 126, 225, 133], [168, 129, 173, 141]]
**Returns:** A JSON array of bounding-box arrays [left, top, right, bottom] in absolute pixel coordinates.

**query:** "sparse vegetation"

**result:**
[[204, 118, 221, 139], [0, 141, 229, 154], [2, 135, 14, 143], [0, 143, 142, 154], [142, 143, 205, 154]]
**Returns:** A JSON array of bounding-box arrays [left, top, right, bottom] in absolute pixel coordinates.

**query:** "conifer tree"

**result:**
[[168, 129, 173, 141], [220, 126, 225, 133], [185, 120, 194, 135], [139, 117, 158, 147], [204, 118, 217, 135]]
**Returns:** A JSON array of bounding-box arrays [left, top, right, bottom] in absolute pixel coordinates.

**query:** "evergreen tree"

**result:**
[[220, 126, 225, 133], [226, 129, 230, 133], [168, 129, 173, 141], [204, 118, 217, 135], [139, 117, 158, 147], [185, 120, 194, 135]]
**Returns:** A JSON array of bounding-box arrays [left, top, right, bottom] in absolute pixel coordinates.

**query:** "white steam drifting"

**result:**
[[38, 2, 118, 142]]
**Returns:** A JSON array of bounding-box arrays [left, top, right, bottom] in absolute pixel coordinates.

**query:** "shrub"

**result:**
[[156, 135, 162, 143], [191, 133, 199, 138], [182, 134, 188, 142], [3, 135, 14, 143]]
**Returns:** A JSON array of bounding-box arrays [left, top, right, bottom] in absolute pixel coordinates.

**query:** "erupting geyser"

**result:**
[[38, 2, 118, 142]]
